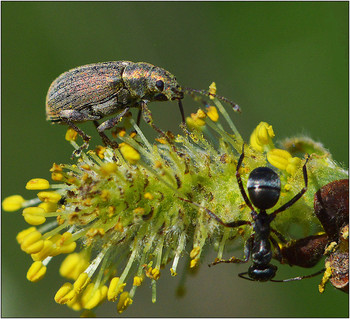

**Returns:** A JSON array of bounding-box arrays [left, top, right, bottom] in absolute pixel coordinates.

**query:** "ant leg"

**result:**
[[178, 197, 251, 228], [210, 235, 253, 266], [270, 268, 325, 282], [236, 144, 255, 212], [93, 121, 118, 149], [269, 235, 283, 263], [271, 228, 288, 244], [238, 272, 255, 281], [271, 155, 310, 218]]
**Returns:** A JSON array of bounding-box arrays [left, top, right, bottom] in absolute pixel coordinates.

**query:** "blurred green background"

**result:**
[[2, 2, 348, 317]]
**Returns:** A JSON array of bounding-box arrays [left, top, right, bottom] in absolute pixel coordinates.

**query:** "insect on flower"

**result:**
[[181, 145, 324, 282], [46, 61, 240, 155]]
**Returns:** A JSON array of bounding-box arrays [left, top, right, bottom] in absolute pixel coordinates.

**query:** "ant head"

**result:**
[[247, 167, 281, 210], [248, 264, 277, 282]]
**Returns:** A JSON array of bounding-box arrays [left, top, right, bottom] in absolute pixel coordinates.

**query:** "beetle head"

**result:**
[[148, 66, 184, 102]]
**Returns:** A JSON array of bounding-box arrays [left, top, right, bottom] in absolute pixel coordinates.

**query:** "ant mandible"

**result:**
[[181, 144, 324, 282]]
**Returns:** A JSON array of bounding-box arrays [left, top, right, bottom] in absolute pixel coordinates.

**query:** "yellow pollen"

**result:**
[[133, 276, 143, 286], [190, 258, 200, 268], [207, 106, 219, 122], [65, 128, 78, 141], [73, 273, 90, 294], [26, 178, 50, 190], [209, 82, 217, 99], [117, 292, 133, 313], [144, 192, 154, 200], [37, 191, 62, 203], [26, 261, 47, 282], [107, 277, 126, 301], [250, 122, 275, 152], [2, 195, 25, 212], [22, 207, 46, 225], [119, 143, 140, 164], [190, 246, 201, 259], [55, 282, 76, 304]]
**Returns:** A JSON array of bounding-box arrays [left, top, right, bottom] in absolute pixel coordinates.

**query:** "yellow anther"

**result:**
[[267, 149, 301, 174], [324, 241, 338, 255], [319, 262, 332, 293], [86, 228, 105, 238], [170, 268, 177, 276], [26, 178, 50, 190], [51, 172, 64, 181], [51, 232, 77, 256], [2, 195, 25, 212], [101, 190, 110, 201], [65, 127, 78, 141], [151, 267, 160, 280], [55, 282, 76, 304], [31, 239, 54, 261], [16, 227, 36, 244], [190, 258, 200, 268], [114, 221, 124, 232], [209, 82, 217, 99], [284, 184, 292, 191], [250, 122, 275, 152], [73, 273, 90, 294], [119, 143, 140, 164], [186, 116, 205, 130], [133, 276, 143, 286], [107, 277, 126, 301], [190, 246, 201, 259], [59, 253, 90, 280], [155, 137, 167, 144], [267, 148, 292, 170], [26, 261, 47, 282], [20, 230, 44, 254], [37, 191, 62, 203], [196, 109, 206, 119], [38, 201, 57, 213], [95, 145, 106, 159], [50, 163, 63, 172], [81, 283, 103, 310], [144, 192, 154, 200], [133, 207, 145, 215], [100, 162, 118, 176], [286, 157, 301, 175], [118, 129, 126, 137], [207, 106, 219, 122], [81, 164, 91, 170], [130, 131, 137, 138], [66, 295, 82, 311], [117, 292, 133, 314], [22, 207, 46, 225]]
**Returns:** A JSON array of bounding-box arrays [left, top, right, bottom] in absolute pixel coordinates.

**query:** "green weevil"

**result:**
[[46, 61, 240, 155]]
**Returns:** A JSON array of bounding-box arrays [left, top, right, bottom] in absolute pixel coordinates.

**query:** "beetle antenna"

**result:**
[[183, 87, 241, 113]]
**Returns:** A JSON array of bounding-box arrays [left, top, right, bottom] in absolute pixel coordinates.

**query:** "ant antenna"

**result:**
[[183, 87, 241, 113]]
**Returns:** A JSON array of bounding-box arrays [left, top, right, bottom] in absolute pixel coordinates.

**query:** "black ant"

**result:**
[[180, 145, 324, 282]]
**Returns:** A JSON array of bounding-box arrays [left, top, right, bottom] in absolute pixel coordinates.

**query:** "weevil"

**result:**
[[46, 61, 240, 155]]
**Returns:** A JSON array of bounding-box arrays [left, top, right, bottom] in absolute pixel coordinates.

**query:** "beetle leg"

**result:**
[[93, 121, 118, 149], [60, 118, 91, 157], [140, 101, 166, 136], [136, 109, 142, 127], [96, 107, 130, 134]]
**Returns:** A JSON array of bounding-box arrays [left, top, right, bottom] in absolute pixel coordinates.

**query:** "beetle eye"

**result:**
[[155, 80, 164, 92]]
